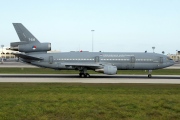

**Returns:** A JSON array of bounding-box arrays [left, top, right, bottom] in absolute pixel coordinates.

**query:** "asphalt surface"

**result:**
[[0, 74, 179, 84], [0, 62, 37, 68], [0, 62, 180, 84]]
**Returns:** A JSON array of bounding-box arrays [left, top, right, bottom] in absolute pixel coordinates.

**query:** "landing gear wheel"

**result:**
[[148, 70, 152, 78], [80, 73, 85, 78], [79, 68, 90, 78], [148, 74, 152, 78], [79, 73, 85, 78], [79, 73, 90, 78], [86, 73, 90, 78]]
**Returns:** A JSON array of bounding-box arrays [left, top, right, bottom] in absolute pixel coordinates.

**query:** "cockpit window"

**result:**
[[167, 57, 173, 60]]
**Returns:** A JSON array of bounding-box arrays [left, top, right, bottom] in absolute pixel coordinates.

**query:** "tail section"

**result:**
[[13, 23, 40, 43], [8, 23, 51, 53]]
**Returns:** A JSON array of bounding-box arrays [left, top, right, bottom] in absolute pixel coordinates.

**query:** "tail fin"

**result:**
[[13, 23, 40, 43], [9, 23, 51, 53]]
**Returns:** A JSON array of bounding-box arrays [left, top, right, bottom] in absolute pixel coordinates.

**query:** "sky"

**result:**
[[0, 0, 180, 54]]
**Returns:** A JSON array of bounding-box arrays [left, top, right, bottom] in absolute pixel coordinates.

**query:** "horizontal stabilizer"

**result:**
[[11, 41, 28, 47], [13, 53, 43, 60]]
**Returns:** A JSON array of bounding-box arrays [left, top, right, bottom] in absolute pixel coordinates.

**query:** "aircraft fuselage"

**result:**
[[11, 23, 175, 78], [25, 52, 174, 70]]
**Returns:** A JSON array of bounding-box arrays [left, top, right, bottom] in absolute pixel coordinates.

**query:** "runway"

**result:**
[[0, 74, 180, 84], [0, 62, 180, 84], [0, 62, 37, 68]]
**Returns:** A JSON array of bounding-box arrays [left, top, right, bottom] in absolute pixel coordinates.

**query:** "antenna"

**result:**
[[162, 51, 165, 54], [152, 47, 155, 53]]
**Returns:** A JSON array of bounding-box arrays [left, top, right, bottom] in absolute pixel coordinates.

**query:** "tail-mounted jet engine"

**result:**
[[7, 42, 51, 53]]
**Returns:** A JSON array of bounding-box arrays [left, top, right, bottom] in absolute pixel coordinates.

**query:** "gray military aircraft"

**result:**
[[8, 23, 174, 78]]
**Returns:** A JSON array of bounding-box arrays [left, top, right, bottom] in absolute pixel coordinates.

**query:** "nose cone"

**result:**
[[170, 60, 175, 66]]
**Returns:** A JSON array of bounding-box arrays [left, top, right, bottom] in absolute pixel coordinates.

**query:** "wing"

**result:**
[[61, 62, 101, 69]]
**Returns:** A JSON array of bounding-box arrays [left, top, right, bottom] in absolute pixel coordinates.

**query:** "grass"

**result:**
[[0, 67, 180, 75], [0, 83, 180, 120]]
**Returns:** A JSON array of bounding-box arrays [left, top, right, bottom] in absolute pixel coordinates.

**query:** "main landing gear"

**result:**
[[79, 67, 90, 78], [79, 73, 90, 78], [148, 70, 152, 78]]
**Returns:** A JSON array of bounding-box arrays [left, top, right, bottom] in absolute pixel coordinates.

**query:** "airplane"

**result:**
[[8, 23, 174, 78]]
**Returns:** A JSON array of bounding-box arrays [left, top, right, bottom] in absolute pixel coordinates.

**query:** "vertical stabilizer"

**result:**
[[13, 23, 40, 43]]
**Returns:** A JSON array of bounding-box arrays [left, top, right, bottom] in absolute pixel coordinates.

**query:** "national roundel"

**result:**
[[32, 45, 37, 50]]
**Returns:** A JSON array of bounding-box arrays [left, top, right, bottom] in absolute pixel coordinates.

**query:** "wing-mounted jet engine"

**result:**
[[95, 65, 117, 75]]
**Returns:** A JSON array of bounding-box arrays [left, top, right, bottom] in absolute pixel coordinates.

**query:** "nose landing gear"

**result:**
[[148, 70, 152, 78]]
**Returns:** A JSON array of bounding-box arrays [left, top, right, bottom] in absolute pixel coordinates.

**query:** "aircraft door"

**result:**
[[49, 56, 53, 64], [131, 56, 135, 63], [95, 56, 100, 63], [160, 57, 163, 63], [130, 56, 135, 69]]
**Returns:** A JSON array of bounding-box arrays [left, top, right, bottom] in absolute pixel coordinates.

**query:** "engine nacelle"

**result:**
[[18, 43, 51, 52], [8, 42, 51, 52], [104, 65, 117, 75], [95, 65, 117, 75]]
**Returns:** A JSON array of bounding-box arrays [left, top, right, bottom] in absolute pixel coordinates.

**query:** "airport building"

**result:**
[[167, 51, 180, 62], [0, 47, 18, 59]]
